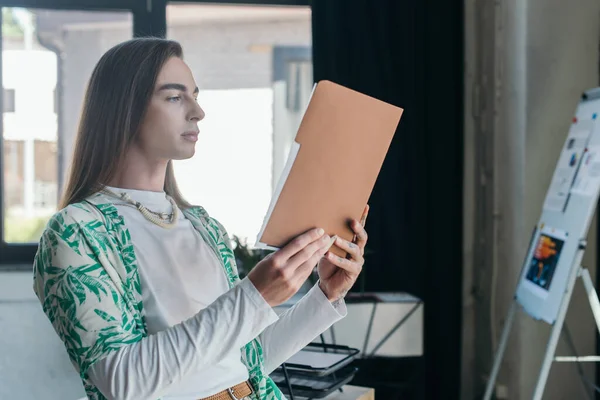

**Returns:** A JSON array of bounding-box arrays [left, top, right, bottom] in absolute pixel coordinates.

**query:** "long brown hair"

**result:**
[[59, 37, 192, 209]]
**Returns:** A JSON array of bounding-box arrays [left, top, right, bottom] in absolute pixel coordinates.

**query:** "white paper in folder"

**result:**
[[255, 140, 301, 250], [255, 83, 316, 250]]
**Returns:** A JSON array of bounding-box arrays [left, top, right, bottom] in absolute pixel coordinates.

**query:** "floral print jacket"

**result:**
[[32, 192, 286, 399]]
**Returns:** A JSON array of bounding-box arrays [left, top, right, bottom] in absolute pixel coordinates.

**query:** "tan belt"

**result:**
[[199, 380, 253, 400]]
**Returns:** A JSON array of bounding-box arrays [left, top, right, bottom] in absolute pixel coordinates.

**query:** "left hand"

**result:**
[[317, 205, 369, 301]]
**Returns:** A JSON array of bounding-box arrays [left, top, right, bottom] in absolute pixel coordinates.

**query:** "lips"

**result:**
[[182, 131, 199, 142]]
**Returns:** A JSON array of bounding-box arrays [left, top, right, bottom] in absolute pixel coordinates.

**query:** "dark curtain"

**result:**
[[311, 1, 464, 399]]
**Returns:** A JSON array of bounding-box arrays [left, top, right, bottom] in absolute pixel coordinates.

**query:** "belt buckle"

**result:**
[[227, 387, 240, 400]]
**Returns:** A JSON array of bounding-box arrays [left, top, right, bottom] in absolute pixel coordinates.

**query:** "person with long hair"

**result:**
[[32, 37, 369, 400]]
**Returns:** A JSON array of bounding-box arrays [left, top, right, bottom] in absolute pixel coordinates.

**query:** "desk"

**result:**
[[321, 385, 374, 400]]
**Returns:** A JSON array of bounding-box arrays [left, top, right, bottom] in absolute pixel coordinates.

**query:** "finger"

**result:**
[[334, 236, 363, 262], [276, 228, 326, 262], [349, 206, 369, 244], [324, 251, 362, 275], [351, 219, 368, 249], [360, 204, 370, 227], [287, 234, 334, 270], [294, 236, 337, 282]]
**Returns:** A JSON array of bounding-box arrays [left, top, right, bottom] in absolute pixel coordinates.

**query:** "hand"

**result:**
[[317, 205, 369, 301], [248, 228, 335, 307]]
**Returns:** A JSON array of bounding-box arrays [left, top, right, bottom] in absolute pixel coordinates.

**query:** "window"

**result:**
[[53, 88, 58, 114], [1, 7, 133, 248], [0, 1, 310, 266]]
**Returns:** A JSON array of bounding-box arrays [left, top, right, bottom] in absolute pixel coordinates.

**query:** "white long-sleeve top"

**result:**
[[87, 187, 347, 399]]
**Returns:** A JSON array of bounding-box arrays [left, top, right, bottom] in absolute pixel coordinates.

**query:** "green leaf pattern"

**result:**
[[33, 195, 286, 400]]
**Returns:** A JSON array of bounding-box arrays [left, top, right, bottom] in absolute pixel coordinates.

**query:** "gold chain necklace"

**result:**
[[101, 188, 179, 229]]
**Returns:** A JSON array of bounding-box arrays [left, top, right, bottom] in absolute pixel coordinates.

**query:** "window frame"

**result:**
[[169, 0, 308, 5], [3, 88, 15, 113]]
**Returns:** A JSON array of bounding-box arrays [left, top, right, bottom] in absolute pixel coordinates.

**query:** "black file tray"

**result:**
[[271, 365, 358, 399], [271, 342, 361, 399], [277, 342, 360, 377]]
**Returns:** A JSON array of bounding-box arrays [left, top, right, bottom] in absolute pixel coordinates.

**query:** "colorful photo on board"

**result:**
[[569, 152, 578, 167], [525, 229, 566, 291]]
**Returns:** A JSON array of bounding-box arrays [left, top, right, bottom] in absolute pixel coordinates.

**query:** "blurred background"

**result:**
[[1, 0, 599, 399]]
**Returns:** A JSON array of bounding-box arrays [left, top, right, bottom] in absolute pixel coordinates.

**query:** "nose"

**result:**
[[189, 101, 205, 122]]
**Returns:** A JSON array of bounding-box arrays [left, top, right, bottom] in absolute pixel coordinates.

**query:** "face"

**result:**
[[135, 56, 205, 162]]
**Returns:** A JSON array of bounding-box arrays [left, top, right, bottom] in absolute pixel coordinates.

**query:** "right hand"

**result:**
[[248, 228, 334, 307]]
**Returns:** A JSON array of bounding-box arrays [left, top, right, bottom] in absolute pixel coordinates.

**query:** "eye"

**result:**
[[167, 96, 181, 102]]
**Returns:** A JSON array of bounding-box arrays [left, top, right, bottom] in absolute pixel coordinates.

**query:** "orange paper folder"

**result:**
[[255, 80, 404, 256]]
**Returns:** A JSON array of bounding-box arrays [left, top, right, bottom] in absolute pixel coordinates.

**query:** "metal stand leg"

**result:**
[[483, 299, 518, 400], [362, 303, 377, 355], [532, 246, 586, 400], [580, 268, 600, 334], [532, 310, 569, 400], [368, 301, 422, 357], [555, 268, 600, 363], [485, 239, 598, 400]]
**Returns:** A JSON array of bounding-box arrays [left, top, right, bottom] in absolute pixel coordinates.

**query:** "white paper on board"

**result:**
[[543, 122, 593, 211], [571, 146, 600, 196]]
